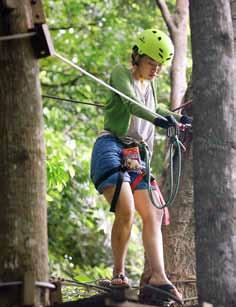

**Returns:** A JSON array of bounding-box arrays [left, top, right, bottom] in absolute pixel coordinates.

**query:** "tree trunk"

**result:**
[[0, 2, 49, 306], [155, 0, 189, 109], [231, 0, 236, 77], [161, 85, 196, 300], [190, 1, 236, 306]]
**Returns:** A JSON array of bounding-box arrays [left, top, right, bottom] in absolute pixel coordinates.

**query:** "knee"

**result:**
[[124, 211, 135, 226], [141, 208, 164, 226], [115, 207, 135, 227]]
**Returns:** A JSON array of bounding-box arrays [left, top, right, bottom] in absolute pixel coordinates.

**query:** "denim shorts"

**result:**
[[90, 135, 149, 193]]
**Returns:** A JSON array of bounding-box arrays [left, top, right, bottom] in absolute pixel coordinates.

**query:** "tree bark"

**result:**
[[161, 85, 196, 300], [190, 0, 236, 306], [0, 1, 49, 306], [231, 0, 236, 75], [155, 0, 189, 109], [231, 0, 236, 50]]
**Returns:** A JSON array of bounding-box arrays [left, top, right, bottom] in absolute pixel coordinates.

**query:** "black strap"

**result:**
[[110, 171, 124, 213], [94, 166, 121, 190], [94, 166, 126, 213]]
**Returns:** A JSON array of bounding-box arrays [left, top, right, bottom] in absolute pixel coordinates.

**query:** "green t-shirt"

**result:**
[[104, 64, 180, 137]]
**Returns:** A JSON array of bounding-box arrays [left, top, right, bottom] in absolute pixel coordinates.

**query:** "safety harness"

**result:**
[[94, 140, 148, 213], [94, 123, 191, 213]]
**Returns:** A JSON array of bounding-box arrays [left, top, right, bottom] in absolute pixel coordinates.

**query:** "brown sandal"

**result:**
[[97, 278, 111, 288], [111, 273, 130, 288], [142, 283, 183, 305]]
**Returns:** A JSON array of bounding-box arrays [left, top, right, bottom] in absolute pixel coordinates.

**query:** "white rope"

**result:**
[[35, 281, 56, 289], [0, 32, 36, 41], [0, 35, 167, 122], [0, 281, 22, 287], [0, 280, 55, 289], [54, 52, 167, 121]]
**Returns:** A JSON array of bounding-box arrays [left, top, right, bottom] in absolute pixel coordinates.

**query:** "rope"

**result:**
[[0, 32, 36, 41], [54, 52, 167, 122], [35, 281, 56, 289], [0, 35, 167, 120], [172, 100, 192, 112], [42, 94, 104, 108], [147, 131, 184, 209], [165, 135, 182, 207], [61, 279, 111, 293], [0, 280, 55, 289], [0, 281, 22, 287]]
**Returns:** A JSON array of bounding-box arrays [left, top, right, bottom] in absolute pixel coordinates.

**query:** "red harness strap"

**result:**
[[130, 172, 145, 191]]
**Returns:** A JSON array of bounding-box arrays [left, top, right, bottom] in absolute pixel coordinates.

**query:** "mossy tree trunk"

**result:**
[[0, 1, 49, 306]]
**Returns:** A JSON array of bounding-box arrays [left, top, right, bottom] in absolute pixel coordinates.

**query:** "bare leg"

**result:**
[[134, 189, 182, 300], [103, 182, 135, 284]]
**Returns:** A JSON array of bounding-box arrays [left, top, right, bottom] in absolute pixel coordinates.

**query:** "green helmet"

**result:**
[[135, 29, 174, 65]]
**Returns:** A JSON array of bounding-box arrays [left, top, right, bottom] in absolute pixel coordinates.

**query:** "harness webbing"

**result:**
[[110, 171, 124, 212], [94, 166, 125, 213]]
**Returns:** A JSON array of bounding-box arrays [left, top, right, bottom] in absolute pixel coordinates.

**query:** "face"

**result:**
[[136, 55, 162, 80]]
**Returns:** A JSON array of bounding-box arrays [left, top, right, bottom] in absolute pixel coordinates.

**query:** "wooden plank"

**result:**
[[23, 271, 36, 306], [30, 0, 46, 24], [50, 281, 63, 305], [110, 302, 157, 307]]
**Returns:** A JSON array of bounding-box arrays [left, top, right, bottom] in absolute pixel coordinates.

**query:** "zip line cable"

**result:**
[[54, 52, 167, 122], [1, 32, 178, 122], [42, 94, 104, 108], [0, 32, 36, 41], [0, 32, 167, 122]]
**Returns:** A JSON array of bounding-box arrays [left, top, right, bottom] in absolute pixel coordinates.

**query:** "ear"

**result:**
[[134, 54, 141, 65]]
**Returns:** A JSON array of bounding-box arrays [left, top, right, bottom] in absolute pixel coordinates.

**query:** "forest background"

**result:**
[[42, 0, 191, 291]]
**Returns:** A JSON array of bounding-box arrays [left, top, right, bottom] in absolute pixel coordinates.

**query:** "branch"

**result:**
[[49, 22, 98, 32], [174, 0, 189, 28], [155, 0, 176, 33]]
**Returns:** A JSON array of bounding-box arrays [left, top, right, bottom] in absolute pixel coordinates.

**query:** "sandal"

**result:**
[[142, 283, 183, 305], [110, 273, 130, 288], [97, 278, 111, 288]]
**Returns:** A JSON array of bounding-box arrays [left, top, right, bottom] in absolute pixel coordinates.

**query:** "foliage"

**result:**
[[41, 0, 177, 291]]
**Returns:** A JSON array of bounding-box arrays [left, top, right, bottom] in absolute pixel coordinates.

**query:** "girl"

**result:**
[[91, 29, 191, 304]]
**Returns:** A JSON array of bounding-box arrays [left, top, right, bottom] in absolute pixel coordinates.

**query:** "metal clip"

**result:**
[[167, 126, 179, 138]]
